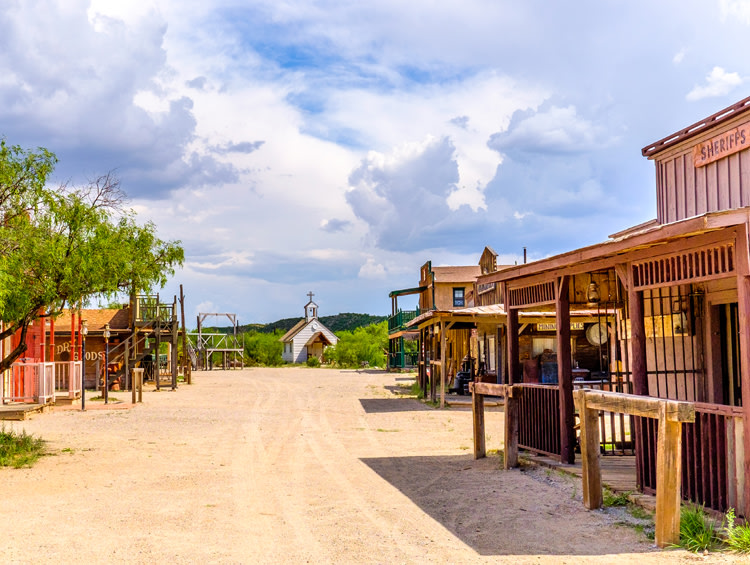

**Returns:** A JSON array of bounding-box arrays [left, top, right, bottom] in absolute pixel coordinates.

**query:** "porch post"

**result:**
[[735, 225, 750, 515], [556, 275, 575, 464], [440, 319, 446, 409], [627, 271, 648, 397], [507, 308, 520, 385]]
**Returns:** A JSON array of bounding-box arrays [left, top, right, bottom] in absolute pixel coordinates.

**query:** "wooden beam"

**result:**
[[581, 390, 695, 422], [655, 401, 683, 548], [504, 385, 521, 469], [557, 276, 575, 464], [472, 384, 486, 459], [507, 307, 520, 385], [735, 224, 750, 516], [440, 320, 446, 409], [574, 390, 602, 509], [471, 382, 507, 396], [479, 223, 739, 286], [628, 275, 649, 397]]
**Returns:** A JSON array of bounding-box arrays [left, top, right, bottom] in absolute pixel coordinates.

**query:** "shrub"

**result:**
[[325, 321, 387, 368], [243, 330, 284, 366], [306, 356, 320, 368]]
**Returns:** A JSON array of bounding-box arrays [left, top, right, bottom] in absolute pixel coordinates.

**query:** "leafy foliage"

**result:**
[[239, 312, 386, 334], [324, 321, 387, 368], [243, 330, 284, 366], [0, 143, 184, 371], [306, 356, 320, 367]]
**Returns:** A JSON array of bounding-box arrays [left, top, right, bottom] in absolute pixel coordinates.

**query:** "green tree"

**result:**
[[0, 143, 184, 372], [243, 330, 284, 366], [325, 321, 387, 368]]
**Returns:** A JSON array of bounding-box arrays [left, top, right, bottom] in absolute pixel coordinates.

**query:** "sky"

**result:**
[[3, 1, 750, 324]]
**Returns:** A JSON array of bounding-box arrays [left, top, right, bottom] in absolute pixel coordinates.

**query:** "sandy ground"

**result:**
[[0, 368, 744, 564]]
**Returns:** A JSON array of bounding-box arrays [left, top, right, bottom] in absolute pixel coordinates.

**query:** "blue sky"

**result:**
[[2, 0, 750, 323]]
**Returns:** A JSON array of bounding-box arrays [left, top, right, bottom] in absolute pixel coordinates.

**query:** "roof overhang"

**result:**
[[478, 208, 750, 286], [389, 286, 427, 298], [407, 306, 616, 330]]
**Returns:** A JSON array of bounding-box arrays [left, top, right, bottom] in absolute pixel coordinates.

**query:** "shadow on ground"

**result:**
[[361, 454, 655, 557], [359, 398, 432, 413]]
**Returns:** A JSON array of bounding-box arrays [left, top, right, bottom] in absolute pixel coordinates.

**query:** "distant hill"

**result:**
[[238, 313, 386, 335]]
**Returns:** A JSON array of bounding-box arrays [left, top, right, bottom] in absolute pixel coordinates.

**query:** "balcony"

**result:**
[[388, 308, 420, 334]]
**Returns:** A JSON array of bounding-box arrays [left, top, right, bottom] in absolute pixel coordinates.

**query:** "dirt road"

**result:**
[[0, 368, 740, 563]]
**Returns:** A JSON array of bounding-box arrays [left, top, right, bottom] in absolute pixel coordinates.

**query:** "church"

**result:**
[[279, 293, 339, 363]]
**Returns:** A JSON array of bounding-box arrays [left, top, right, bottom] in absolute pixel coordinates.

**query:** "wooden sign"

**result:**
[[693, 121, 750, 167], [536, 322, 585, 331]]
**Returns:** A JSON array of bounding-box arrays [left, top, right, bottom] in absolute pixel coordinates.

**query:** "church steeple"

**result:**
[[304, 291, 318, 321]]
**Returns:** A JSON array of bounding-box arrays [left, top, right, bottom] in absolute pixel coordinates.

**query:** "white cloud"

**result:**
[[358, 258, 387, 279], [673, 49, 686, 64], [719, 0, 750, 23], [686, 66, 743, 101]]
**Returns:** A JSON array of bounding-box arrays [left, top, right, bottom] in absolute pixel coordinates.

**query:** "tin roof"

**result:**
[[431, 265, 481, 283]]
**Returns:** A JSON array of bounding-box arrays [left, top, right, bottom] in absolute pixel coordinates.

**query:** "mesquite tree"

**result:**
[[0, 141, 184, 372]]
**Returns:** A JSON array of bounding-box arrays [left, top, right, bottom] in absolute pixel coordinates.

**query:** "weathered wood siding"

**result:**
[[652, 113, 750, 224]]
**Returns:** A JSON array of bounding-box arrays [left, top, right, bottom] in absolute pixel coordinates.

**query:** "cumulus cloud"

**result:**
[[346, 136, 459, 251], [358, 257, 387, 279], [489, 105, 610, 156], [686, 67, 743, 101], [211, 140, 265, 154], [320, 218, 352, 233]]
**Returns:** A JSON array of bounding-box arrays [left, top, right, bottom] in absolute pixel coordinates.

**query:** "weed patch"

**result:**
[[0, 427, 46, 468]]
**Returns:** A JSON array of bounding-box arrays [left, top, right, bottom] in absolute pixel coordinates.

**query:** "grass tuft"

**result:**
[[724, 508, 750, 553], [0, 426, 46, 468], [603, 488, 631, 507], [678, 504, 722, 553]]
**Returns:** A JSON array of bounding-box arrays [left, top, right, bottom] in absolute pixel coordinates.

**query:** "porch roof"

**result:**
[[478, 207, 750, 286], [388, 285, 427, 298], [305, 331, 334, 347], [406, 305, 613, 330]]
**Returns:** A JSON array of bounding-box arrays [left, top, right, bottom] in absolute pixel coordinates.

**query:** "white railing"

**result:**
[[54, 361, 82, 399], [2, 361, 56, 404]]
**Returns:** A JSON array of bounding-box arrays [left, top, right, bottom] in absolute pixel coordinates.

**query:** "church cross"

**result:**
[[307, 291, 314, 301]]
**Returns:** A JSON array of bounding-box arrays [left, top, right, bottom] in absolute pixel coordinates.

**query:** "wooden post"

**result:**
[[628, 279, 648, 397], [734, 225, 750, 515], [179, 285, 190, 384], [574, 389, 602, 509], [507, 307, 520, 385], [472, 384, 486, 459], [556, 276, 575, 464], [171, 298, 178, 390], [440, 320, 446, 409], [655, 401, 683, 548], [504, 385, 520, 469]]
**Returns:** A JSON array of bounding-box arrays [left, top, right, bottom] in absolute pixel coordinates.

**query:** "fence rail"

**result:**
[[637, 402, 742, 513], [388, 309, 419, 333], [2, 361, 55, 404], [517, 384, 561, 458], [53, 361, 82, 399]]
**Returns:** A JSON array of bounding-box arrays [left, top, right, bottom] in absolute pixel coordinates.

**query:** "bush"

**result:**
[[325, 321, 387, 368], [243, 330, 284, 366], [306, 356, 320, 367]]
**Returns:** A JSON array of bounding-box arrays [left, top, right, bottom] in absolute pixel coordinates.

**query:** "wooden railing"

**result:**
[[517, 384, 561, 458], [387, 308, 419, 333], [3, 361, 55, 404], [637, 402, 743, 514], [575, 389, 695, 548]]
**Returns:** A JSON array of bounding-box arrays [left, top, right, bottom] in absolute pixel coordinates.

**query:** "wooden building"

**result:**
[[280, 293, 338, 363], [475, 96, 750, 517]]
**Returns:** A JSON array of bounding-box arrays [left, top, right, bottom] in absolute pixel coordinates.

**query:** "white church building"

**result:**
[[279, 293, 339, 363]]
